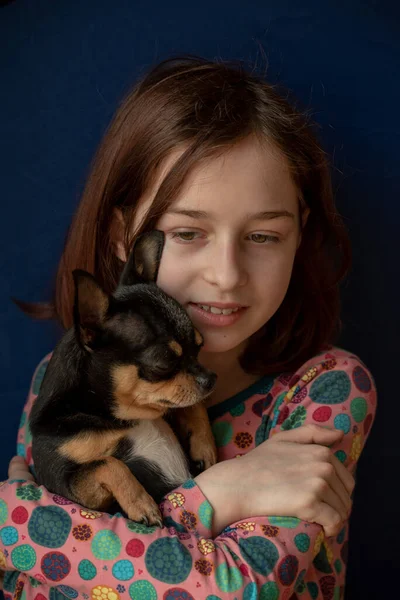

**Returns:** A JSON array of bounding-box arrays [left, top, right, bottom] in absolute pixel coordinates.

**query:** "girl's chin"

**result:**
[[199, 334, 247, 355]]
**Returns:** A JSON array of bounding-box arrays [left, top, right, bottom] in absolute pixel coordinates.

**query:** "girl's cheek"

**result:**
[[156, 258, 186, 300]]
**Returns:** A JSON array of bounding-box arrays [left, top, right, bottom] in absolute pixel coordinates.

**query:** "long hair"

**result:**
[[14, 55, 351, 375]]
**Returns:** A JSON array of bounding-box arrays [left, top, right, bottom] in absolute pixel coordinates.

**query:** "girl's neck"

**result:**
[[199, 344, 261, 408]]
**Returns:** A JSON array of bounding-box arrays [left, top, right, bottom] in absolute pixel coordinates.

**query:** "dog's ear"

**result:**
[[118, 230, 165, 287], [72, 270, 110, 350]]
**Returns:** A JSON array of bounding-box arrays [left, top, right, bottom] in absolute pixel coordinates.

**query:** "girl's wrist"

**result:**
[[194, 459, 243, 536]]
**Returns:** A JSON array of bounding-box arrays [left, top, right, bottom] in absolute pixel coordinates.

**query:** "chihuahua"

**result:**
[[30, 230, 218, 527]]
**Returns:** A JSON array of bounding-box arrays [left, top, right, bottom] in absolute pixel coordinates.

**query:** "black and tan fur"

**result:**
[[30, 230, 217, 527]]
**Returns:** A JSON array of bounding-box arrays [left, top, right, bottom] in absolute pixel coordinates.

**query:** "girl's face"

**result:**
[[117, 136, 305, 357]]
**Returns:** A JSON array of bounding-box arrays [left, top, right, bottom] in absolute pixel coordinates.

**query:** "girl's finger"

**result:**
[[311, 500, 345, 538], [271, 424, 344, 446], [326, 471, 352, 517], [8, 456, 35, 482], [316, 480, 348, 524], [330, 452, 355, 496]]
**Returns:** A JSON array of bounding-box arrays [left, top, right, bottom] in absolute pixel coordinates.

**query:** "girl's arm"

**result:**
[[1, 349, 376, 599]]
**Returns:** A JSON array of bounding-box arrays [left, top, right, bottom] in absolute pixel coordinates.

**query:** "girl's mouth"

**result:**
[[187, 302, 248, 327]]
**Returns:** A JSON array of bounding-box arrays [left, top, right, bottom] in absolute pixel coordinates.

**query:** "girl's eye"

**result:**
[[248, 233, 280, 244], [169, 231, 280, 244], [170, 231, 199, 242]]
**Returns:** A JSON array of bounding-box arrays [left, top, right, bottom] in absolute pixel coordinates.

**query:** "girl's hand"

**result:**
[[8, 455, 36, 482], [238, 424, 354, 537], [196, 424, 354, 537]]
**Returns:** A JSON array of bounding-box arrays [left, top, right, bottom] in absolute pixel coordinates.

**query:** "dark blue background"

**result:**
[[1, 1, 398, 596]]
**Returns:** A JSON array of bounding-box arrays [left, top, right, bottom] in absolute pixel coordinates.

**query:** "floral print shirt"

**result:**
[[0, 345, 376, 600]]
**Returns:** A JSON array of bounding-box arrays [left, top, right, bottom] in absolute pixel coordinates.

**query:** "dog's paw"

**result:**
[[124, 493, 164, 528], [189, 432, 218, 471]]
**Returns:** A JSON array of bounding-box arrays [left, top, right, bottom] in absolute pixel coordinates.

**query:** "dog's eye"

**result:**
[[139, 345, 178, 379], [155, 363, 172, 373], [149, 363, 175, 381]]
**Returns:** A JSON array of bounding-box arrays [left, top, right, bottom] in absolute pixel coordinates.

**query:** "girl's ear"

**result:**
[[111, 208, 128, 262], [297, 206, 310, 249], [301, 207, 310, 228]]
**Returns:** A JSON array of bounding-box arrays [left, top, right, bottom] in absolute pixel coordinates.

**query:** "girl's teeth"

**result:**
[[197, 304, 239, 315], [221, 308, 238, 315]]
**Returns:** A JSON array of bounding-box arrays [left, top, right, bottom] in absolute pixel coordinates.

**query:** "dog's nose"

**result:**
[[195, 372, 217, 394]]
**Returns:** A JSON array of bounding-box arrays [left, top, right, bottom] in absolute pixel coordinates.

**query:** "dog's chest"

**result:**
[[124, 418, 191, 486]]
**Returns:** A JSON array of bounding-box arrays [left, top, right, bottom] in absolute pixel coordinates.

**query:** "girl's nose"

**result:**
[[203, 240, 248, 291]]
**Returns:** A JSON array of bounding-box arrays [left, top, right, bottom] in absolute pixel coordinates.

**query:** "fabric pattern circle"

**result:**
[[128, 580, 157, 600], [243, 582, 257, 600], [162, 587, 195, 600], [252, 394, 273, 417], [215, 563, 243, 593], [352, 366, 372, 393], [56, 585, 79, 599], [307, 582, 319, 599], [312, 406, 332, 423], [91, 530, 122, 560], [333, 414, 351, 434], [16, 484, 41, 502], [0, 526, 19, 546], [350, 397, 368, 422], [320, 575, 335, 600], [239, 536, 279, 576], [259, 580, 279, 599], [334, 450, 347, 463], [90, 584, 120, 600], [255, 414, 270, 446], [278, 554, 299, 586], [126, 539, 145, 558], [112, 559, 134, 581], [41, 552, 71, 581], [280, 406, 306, 430], [198, 500, 213, 529], [11, 506, 28, 525], [309, 371, 351, 404], [11, 544, 37, 571], [78, 559, 97, 580], [294, 533, 310, 553], [211, 421, 233, 447], [28, 506, 71, 548], [126, 522, 158, 535], [181, 480, 196, 489], [268, 517, 300, 528], [145, 538, 192, 583], [230, 403, 246, 417]]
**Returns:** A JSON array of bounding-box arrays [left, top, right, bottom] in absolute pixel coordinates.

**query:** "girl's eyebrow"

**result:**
[[166, 208, 295, 220]]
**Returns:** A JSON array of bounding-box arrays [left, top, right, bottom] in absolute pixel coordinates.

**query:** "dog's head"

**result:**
[[72, 230, 216, 421]]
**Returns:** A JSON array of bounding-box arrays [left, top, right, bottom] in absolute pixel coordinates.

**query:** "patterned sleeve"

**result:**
[[0, 350, 376, 600], [246, 348, 377, 598]]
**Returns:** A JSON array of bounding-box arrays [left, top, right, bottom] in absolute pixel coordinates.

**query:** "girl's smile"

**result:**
[[187, 302, 249, 327]]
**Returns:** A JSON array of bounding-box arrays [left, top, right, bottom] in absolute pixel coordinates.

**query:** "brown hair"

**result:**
[[14, 54, 351, 376]]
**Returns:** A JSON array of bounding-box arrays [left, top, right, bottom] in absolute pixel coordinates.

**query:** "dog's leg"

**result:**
[[173, 403, 217, 473], [71, 457, 163, 527]]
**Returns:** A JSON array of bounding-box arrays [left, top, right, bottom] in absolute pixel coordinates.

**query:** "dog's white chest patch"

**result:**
[[126, 418, 191, 486]]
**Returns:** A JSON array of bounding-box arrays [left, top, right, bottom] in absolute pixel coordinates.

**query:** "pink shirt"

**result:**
[[0, 345, 376, 600]]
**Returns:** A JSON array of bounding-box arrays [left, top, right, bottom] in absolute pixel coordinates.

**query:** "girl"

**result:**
[[1, 55, 376, 599]]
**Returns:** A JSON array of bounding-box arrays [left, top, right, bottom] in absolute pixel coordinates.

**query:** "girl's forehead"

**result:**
[[134, 136, 299, 227], [182, 144, 296, 205]]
